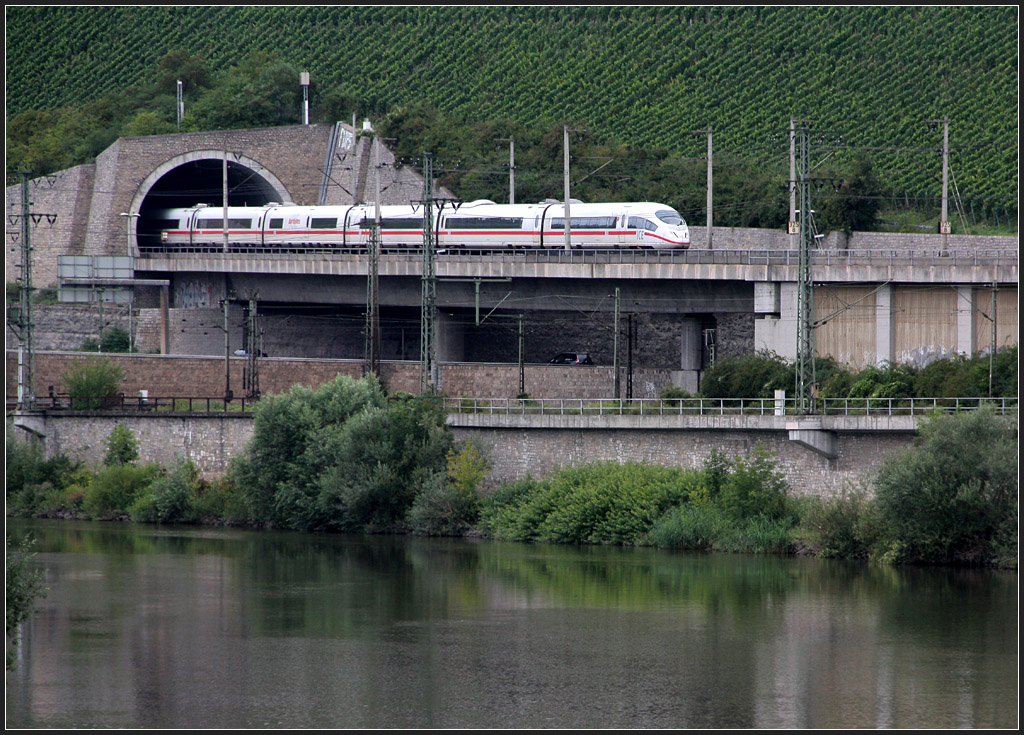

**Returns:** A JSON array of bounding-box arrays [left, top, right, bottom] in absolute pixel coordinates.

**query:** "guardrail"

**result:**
[[136, 246, 1018, 267], [10, 394, 1017, 417], [442, 396, 1018, 417]]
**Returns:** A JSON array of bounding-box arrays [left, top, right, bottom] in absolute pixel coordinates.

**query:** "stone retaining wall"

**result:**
[[12, 411, 915, 498]]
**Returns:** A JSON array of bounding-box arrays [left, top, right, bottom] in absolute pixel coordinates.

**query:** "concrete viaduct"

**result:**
[[6, 122, 1018, 395]]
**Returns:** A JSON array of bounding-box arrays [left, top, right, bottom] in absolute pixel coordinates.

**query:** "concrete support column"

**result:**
[[679, 319, 702, 370], [754, 282, 799, 360], [956, 285, 976, 356], [875, 283, 895, 365], [436, 312, 465, 363]]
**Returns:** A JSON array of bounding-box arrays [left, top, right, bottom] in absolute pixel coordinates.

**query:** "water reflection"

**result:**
[[6, 519, 1017, 729]]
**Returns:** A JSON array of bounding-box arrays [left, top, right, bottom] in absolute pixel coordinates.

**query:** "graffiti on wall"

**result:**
[[176, 280, 214, 309]]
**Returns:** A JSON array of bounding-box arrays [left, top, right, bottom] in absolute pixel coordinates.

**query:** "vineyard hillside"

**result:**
[[5, 6, 1018, 209]]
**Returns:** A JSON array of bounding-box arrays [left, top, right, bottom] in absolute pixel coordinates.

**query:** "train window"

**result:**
[[446, 217, 523, 229], [196, 218, 251, 229], [381, 218, 423, 229], [628, 217, 658, 231], [153, 219, 180, 230], [550, 217, 616, 229], [310, 217, 338, 229], [268, 218, 283, 229], [655, 209, 684, 226]]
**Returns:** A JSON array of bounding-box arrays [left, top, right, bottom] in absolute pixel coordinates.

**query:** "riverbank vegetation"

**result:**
[[692, 346, 1018, 402], [6, 375, 1017, 568]]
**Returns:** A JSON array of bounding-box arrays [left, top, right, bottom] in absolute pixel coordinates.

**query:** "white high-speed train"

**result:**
[[150, 199, 690, 250]]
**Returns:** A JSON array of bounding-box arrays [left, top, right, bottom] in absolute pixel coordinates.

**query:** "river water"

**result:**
[[5, 519, 1018, 729]]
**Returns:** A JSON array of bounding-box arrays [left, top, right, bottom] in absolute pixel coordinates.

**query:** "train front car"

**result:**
[[623, 204, 690, 249]]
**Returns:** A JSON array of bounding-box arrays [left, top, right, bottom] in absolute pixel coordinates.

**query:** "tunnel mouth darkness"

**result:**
[[137, 159, 282, 247]]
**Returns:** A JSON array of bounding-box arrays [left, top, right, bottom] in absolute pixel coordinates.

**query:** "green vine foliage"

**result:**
[[5, 7, 1017, 215]]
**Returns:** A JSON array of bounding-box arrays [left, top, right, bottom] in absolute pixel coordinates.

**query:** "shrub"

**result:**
[[871, 407, 1017, 565], [644, 503, 724, 550], [481, 462, 699, 545], [82, 462, 161, 519], [717, 446, 790, 522], [104, 424, 139, 466], [61, 356, 124, 409], [798, 486, 876, 558], [130, 459, 199, 524], [317, 396, 453, 532], [407, 474, 477, 536], [230, 373, 387, 527]]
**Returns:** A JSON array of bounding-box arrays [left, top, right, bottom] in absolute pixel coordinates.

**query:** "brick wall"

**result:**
[[6, 351, 680, 402]]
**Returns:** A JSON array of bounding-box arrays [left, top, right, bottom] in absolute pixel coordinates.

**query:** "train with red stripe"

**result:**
[[150, 199, 690, 250]]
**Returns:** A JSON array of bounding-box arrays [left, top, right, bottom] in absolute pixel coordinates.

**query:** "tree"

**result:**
[[6, 534, 45, 670], [816, 154, 883, 234], [872, 408, 1018, 564], [60, 356, 124, 409], [104, 424, 139, 466]]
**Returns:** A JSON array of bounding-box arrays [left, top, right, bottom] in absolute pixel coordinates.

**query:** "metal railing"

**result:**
[[14, 394, 1016, 417], [442, 396, 1018, 417], [28, 394, 259, 414], [136, 245, 1018, 268]]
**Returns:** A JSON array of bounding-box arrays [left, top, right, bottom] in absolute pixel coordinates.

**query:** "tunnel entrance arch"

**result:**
[[128, 150, 293, 251]]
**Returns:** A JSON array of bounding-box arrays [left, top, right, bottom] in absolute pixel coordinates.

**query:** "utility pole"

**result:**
[[496, 137, 516, 204], [626, 313, 634, 401], [419, 153, 439, 394], [795, 122, 816, 415], [223, 298, 231, 402], [364, 136, 382, 378], [706, 126, 713, 249], [563, 125, 572, 250], [176, 80, 184, 132], [518, 313, 525, 396], [15, 173, 35, 410], [246, 297, 260, 400], [989, 281, 997, 397], [934, 117, 951, 253], [223, 150, 229, 253], [613, 287, 621, 399], [788, 116, 797, 249], [300, 71, 310, 125]]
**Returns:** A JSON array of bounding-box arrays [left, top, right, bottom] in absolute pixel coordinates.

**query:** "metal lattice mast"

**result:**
[[795, 124, 816, 415], [419, 153, 438, 394], [364, 137, 382, 378], [17, 173, 36, 410]]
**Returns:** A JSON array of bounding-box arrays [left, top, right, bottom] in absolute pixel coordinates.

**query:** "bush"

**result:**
[[717, 446, 790, 522], [317, 396, 453, 532], [871, 407, 1017, 565], [130, 459, 199, 524], [798, 486, 877, 558], [407, 474, 477, 536], [481, 462, 700, 545], [104, 424, 139, 466], [61, 356, 124, 409], [644, 503, 724, 550], [698, 350, 792, 399], [82, 462, 161, 519], [230, 374, 387, 527]]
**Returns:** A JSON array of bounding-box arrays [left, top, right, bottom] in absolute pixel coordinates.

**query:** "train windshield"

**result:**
[[655, 209, 685, 226]]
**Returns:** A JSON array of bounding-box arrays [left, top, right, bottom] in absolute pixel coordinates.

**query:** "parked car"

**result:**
[[548, 352, 594, 365]]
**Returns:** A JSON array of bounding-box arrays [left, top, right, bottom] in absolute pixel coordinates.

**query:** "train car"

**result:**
[[151, 200, 690, 251]]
